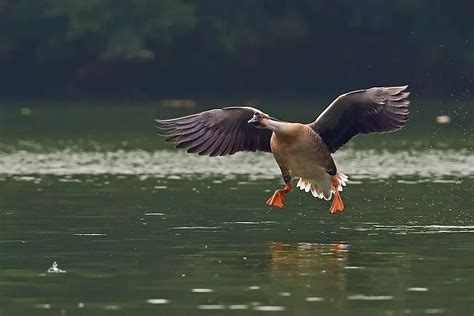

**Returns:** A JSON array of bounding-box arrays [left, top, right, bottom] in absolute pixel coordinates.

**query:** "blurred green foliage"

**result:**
[[0, 0, 472, 98]]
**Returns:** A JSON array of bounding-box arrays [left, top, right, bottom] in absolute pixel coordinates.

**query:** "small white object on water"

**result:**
[[306, 297, 325, 302], [47, 261, 66, 273], [253, 305, 286, 311], [104, 305, 120, 310], [229, 305, 249, 310], [424, 308, 445, 314], [347, 294, 393, 301], [192, 288, 214, 293], [198, 305, 225, 310], [436, 115, 451, 124], [146, 299, 169, 304], [407, 287, 428, 292]]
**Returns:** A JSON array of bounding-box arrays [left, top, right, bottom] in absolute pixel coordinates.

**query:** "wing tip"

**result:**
[[388, 84, 409, 89], [155, 118, 175, 128], [383, 85, 409, 96], [155, 118, 173, 123]]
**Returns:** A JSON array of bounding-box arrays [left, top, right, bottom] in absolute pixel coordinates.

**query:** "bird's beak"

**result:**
[[247, 115, 260, 125]]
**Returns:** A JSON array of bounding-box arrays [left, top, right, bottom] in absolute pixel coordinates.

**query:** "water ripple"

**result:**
[[347, 294, 394, 301], [373, 225, 474, 234], [146, 299, 169, 304]]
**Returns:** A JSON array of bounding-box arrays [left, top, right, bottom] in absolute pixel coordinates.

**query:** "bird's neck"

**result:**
[[265, 119, 291, 135], [265, 120, 305, 140]]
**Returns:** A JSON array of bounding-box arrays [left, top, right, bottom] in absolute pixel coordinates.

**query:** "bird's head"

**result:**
[[247, 111, 270, 129]]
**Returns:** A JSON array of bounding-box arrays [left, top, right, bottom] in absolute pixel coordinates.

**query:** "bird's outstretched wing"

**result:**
[[156, 106, 273, 156], [308, 86, 410, 153]]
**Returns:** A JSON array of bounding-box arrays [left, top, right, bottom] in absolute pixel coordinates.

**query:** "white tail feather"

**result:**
[[296, 172, 348, 200]]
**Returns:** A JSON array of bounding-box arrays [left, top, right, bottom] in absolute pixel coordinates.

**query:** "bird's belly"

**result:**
[[273, 143, 328, 180], [287, 155, 327, 180], [270, 128, 332, 182]]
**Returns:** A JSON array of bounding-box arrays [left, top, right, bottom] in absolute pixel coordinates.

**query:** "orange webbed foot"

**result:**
[[266, 190, 285, 208], [329, 177, 344, 213], [266, 183, 292, 208]]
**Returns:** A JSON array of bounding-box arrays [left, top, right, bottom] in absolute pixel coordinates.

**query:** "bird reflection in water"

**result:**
[[269, 242, 348, 301]]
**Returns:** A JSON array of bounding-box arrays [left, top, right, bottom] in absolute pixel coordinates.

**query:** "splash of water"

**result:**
[[47, 261, 66, 273], [0, 149, 472, 179]]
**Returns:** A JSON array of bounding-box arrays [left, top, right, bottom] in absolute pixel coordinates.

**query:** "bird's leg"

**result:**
[[266, 170, 292, 208], [329, 177, 345, 213]]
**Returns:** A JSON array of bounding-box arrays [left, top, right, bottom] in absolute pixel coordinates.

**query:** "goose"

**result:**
[[156, 86, 410, 213]]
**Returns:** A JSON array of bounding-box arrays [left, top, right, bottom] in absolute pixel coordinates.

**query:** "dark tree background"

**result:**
[[0, 0, 472, 100]]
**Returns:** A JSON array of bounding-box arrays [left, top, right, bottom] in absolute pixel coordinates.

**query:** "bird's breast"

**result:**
[[271, 128, 331, 179]]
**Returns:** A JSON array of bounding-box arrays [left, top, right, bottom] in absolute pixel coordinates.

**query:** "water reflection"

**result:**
[[269, 242, 348, 302]]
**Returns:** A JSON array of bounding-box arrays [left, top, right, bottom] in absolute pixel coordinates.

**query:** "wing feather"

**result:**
[[308, 86, 410, 152], [208, 133, 227, 157], [198, 132, 224, 156], [185, 131, 215, 154], [156, 107, 273, 156]]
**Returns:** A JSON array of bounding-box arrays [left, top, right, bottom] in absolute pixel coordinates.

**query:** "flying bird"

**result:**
[[156, 86, 410, 213]]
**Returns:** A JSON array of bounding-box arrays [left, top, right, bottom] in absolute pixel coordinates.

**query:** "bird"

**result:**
[[155, 86, 410, 213]]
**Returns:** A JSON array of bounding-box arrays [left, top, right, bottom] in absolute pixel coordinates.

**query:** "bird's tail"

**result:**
[[296, 172, 348, 201], [333, 172, 348, 192]]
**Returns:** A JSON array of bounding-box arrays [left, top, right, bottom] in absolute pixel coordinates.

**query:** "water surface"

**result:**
[[0, 101, 473, 315]]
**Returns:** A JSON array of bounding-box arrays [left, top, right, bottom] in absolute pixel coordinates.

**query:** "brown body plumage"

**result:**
[[270, 123, 335, 177], [156, 86, 410, 213], [270, 124, 338, 197]]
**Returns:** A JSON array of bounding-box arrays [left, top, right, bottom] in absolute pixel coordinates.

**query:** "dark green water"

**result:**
[[0, 100, 473, 315]]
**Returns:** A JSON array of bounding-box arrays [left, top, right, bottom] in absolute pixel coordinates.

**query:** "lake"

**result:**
[[0, 99, 473, 315]]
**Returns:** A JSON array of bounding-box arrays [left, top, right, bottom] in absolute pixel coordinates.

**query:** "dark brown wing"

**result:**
[[308, 86, 410, 153], [155, 106, 273, 156]]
